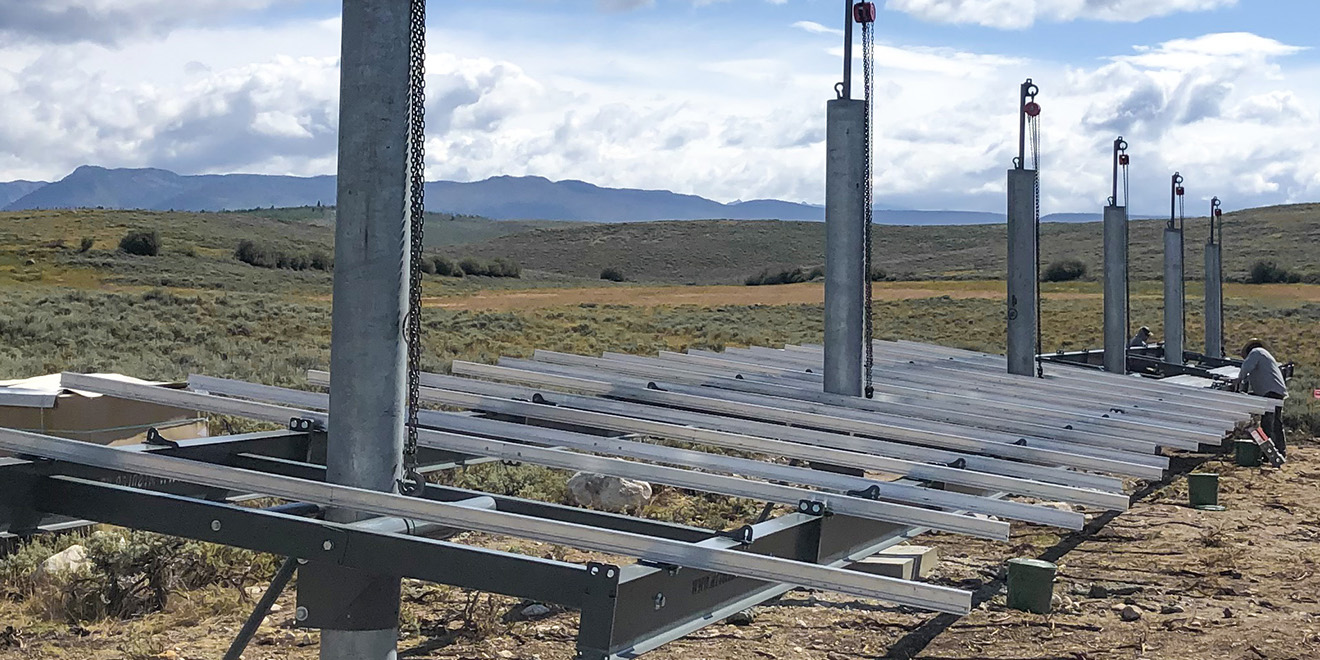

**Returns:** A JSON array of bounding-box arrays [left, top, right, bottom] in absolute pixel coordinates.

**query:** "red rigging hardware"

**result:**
[[853, 2, 877, 23]]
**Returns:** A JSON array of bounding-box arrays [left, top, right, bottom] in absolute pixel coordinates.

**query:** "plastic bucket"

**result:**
[[1187, 472, 1219, 508], [1234, 440, 1261, 468], [1006, 558, 1056, 614]]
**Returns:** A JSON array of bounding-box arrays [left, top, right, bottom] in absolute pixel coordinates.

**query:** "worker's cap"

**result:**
[[1240, 338, 1266, 357]]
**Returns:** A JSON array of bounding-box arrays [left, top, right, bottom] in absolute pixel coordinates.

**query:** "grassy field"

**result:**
[[0, 205, 1317, 658], [458, 204, 1320, 284]]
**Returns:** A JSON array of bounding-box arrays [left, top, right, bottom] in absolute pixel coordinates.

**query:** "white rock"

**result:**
[[521, 604, 552, 619], [567, 473, 652, 512], [31, 545, 90, 583]]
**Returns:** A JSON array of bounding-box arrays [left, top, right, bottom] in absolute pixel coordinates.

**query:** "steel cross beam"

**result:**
[[0, 423, 972, 614]]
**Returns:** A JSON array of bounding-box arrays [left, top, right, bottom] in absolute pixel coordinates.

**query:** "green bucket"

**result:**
[[1006, 558, 1056, 615], [1234, 440, 1262, 468], [1187, 472, 1221, 509]]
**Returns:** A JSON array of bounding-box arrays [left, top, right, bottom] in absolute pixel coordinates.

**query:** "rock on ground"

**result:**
[[30, 545, 90, 583], [567, 473, 652, 512]]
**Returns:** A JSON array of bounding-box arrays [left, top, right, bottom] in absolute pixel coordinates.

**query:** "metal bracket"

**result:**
[[288, 417, 325, 433], [716, 525, 755, 545], [945, 458, 967, 469], [797, 499, 831, 517], [144, 428, 179, 448], [846, 484, 882, 500]]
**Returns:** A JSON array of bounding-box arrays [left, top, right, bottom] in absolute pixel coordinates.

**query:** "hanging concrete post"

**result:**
[[1103, 206, 1128, 373], [824, 98, 866, 397], [1102, 138, 1129, 374], [1163, 173, 1185, 365], [1006, 80, 1040, 377], [300, 1, 413, 658], [1204, 197, 1224, 357]]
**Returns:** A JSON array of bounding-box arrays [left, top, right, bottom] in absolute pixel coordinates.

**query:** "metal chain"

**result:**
[[401, 0, 427, 496], [861, 16, 876, 398], [1029, 109, 1043, 378]]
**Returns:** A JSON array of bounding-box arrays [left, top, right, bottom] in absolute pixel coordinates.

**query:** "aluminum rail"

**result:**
[[383, 372, 1126, 510], [491, 358, 1170, 473], [451, 361, 1166, 479], [194, 375, 1044, 531], [883, 341, 1270, 413], [67, 374, 1007, 539], [411, 374, 1124, 494], [647, 350, 1200, 450], [790, 342, 1258, 420], [536, 350, 1167, 455], [0, 425, 971, 614], [760, 346, 1240, 433]]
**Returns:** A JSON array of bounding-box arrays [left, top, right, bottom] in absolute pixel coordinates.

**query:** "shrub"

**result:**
[[869, 266, 886, 281], [235, 240, 332, 272], [456, 257, 520, 278], [1041, 259, 1086, 282], [459, 257, 485, 276], [118, 231, 160, 257], [745, 266, 823, 286], [78, 237, 95, 253], [432, 256, 464, 277], [600, 267, 627, 282], [1248, 260, 1300, 284], [418, 256, 437, 275]]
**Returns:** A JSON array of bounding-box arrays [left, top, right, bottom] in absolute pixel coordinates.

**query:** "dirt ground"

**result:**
[[4, 440, 1316, 660]]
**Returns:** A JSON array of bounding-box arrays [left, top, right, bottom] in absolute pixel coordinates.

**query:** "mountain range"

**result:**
[[3, 165, 1100, 225]]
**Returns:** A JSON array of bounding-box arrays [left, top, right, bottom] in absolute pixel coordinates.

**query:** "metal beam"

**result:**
[[1103, 205, 1129, 373], [824, 98, 867, 397], [451, 361, 1165, 479], [1006, 168, 1039, 376], [0, 425, 972, 614]]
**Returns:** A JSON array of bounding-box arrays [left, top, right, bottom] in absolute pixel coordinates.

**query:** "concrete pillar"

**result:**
[[1204, 241, 1223, 357], [1102, 205, 1128, 373], [1163, 227, 1185, 365], [309, 1, 413, 657], [1006, 168, 1038, 377], [824, 99, 866, 396]]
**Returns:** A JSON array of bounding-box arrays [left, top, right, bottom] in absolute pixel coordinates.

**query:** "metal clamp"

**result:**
[[846, 484, 882, 500], [144, 428, 179, 448], [716, 525, 755, 545]]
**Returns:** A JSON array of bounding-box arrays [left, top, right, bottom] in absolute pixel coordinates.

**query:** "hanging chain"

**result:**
[[861, 12, 876, 398], [1028, 95, 1043, 378], [401, 0, 427, 496]]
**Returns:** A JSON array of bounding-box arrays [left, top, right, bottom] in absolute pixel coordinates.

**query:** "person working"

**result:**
[[1236, 339, 1289, 458]]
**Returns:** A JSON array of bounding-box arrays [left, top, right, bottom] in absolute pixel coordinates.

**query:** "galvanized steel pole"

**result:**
[[1204, 198, 1224, 357], [1102, 205, 1128, 373], [316, 0, 413, 657], [1006, 169, 1039, 377], [824, 99, 866, 396], [1163, 174, 1185, 365]]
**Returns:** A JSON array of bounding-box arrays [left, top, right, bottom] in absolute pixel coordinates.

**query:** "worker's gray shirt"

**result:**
[[1240, 348, 1288, 398]]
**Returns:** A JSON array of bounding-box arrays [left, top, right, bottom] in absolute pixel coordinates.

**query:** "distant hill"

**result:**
[[0, 180, 47, 208], [6, 165, 1098, 226], [456, 204, 1320, 284]]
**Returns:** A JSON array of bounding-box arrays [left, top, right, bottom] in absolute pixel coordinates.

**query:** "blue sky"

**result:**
[[1, 0, 1317, 214]]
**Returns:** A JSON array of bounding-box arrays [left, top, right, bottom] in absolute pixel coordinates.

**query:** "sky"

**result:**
[[0, 0, 1317, 214]]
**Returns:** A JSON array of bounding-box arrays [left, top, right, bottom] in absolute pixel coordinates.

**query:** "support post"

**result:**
[[1163, 227, 1185, 365], [1103, 205, 1128, 373], [824, 99, 866, 397], [1006, 169, 1039, 377], [1163, 173, 1185, 366], [1204, 197, 1224, 357], [304, 0, 414, 656]]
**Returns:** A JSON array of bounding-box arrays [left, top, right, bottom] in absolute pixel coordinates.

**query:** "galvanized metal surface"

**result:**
[[1006, 168, 1039, 377], [1164, 226, 1186, 365], [824, 99, 867, 397], [1205, 242, 1224, 358], [1103, 205, 1129, 374], [0, 423, 973, 615]]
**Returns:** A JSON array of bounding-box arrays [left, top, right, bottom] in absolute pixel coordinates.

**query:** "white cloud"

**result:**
[[0, 0, 301, 45], [885, 0, 1238, 30]]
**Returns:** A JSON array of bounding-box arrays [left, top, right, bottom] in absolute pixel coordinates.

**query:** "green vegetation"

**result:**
[[77, 236, 94, 253], [458, 256, 521, 278], [745, 265, 824, 286], [117, 230, 159, 256], [1042, 258, 1087, 282], [600, 266, 628, 282], [234, 239, 333, 271], [1247, 260, 1304, 284]]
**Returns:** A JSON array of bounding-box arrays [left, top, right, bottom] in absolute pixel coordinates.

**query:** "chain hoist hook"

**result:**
[[398, 469, 427, 497]]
